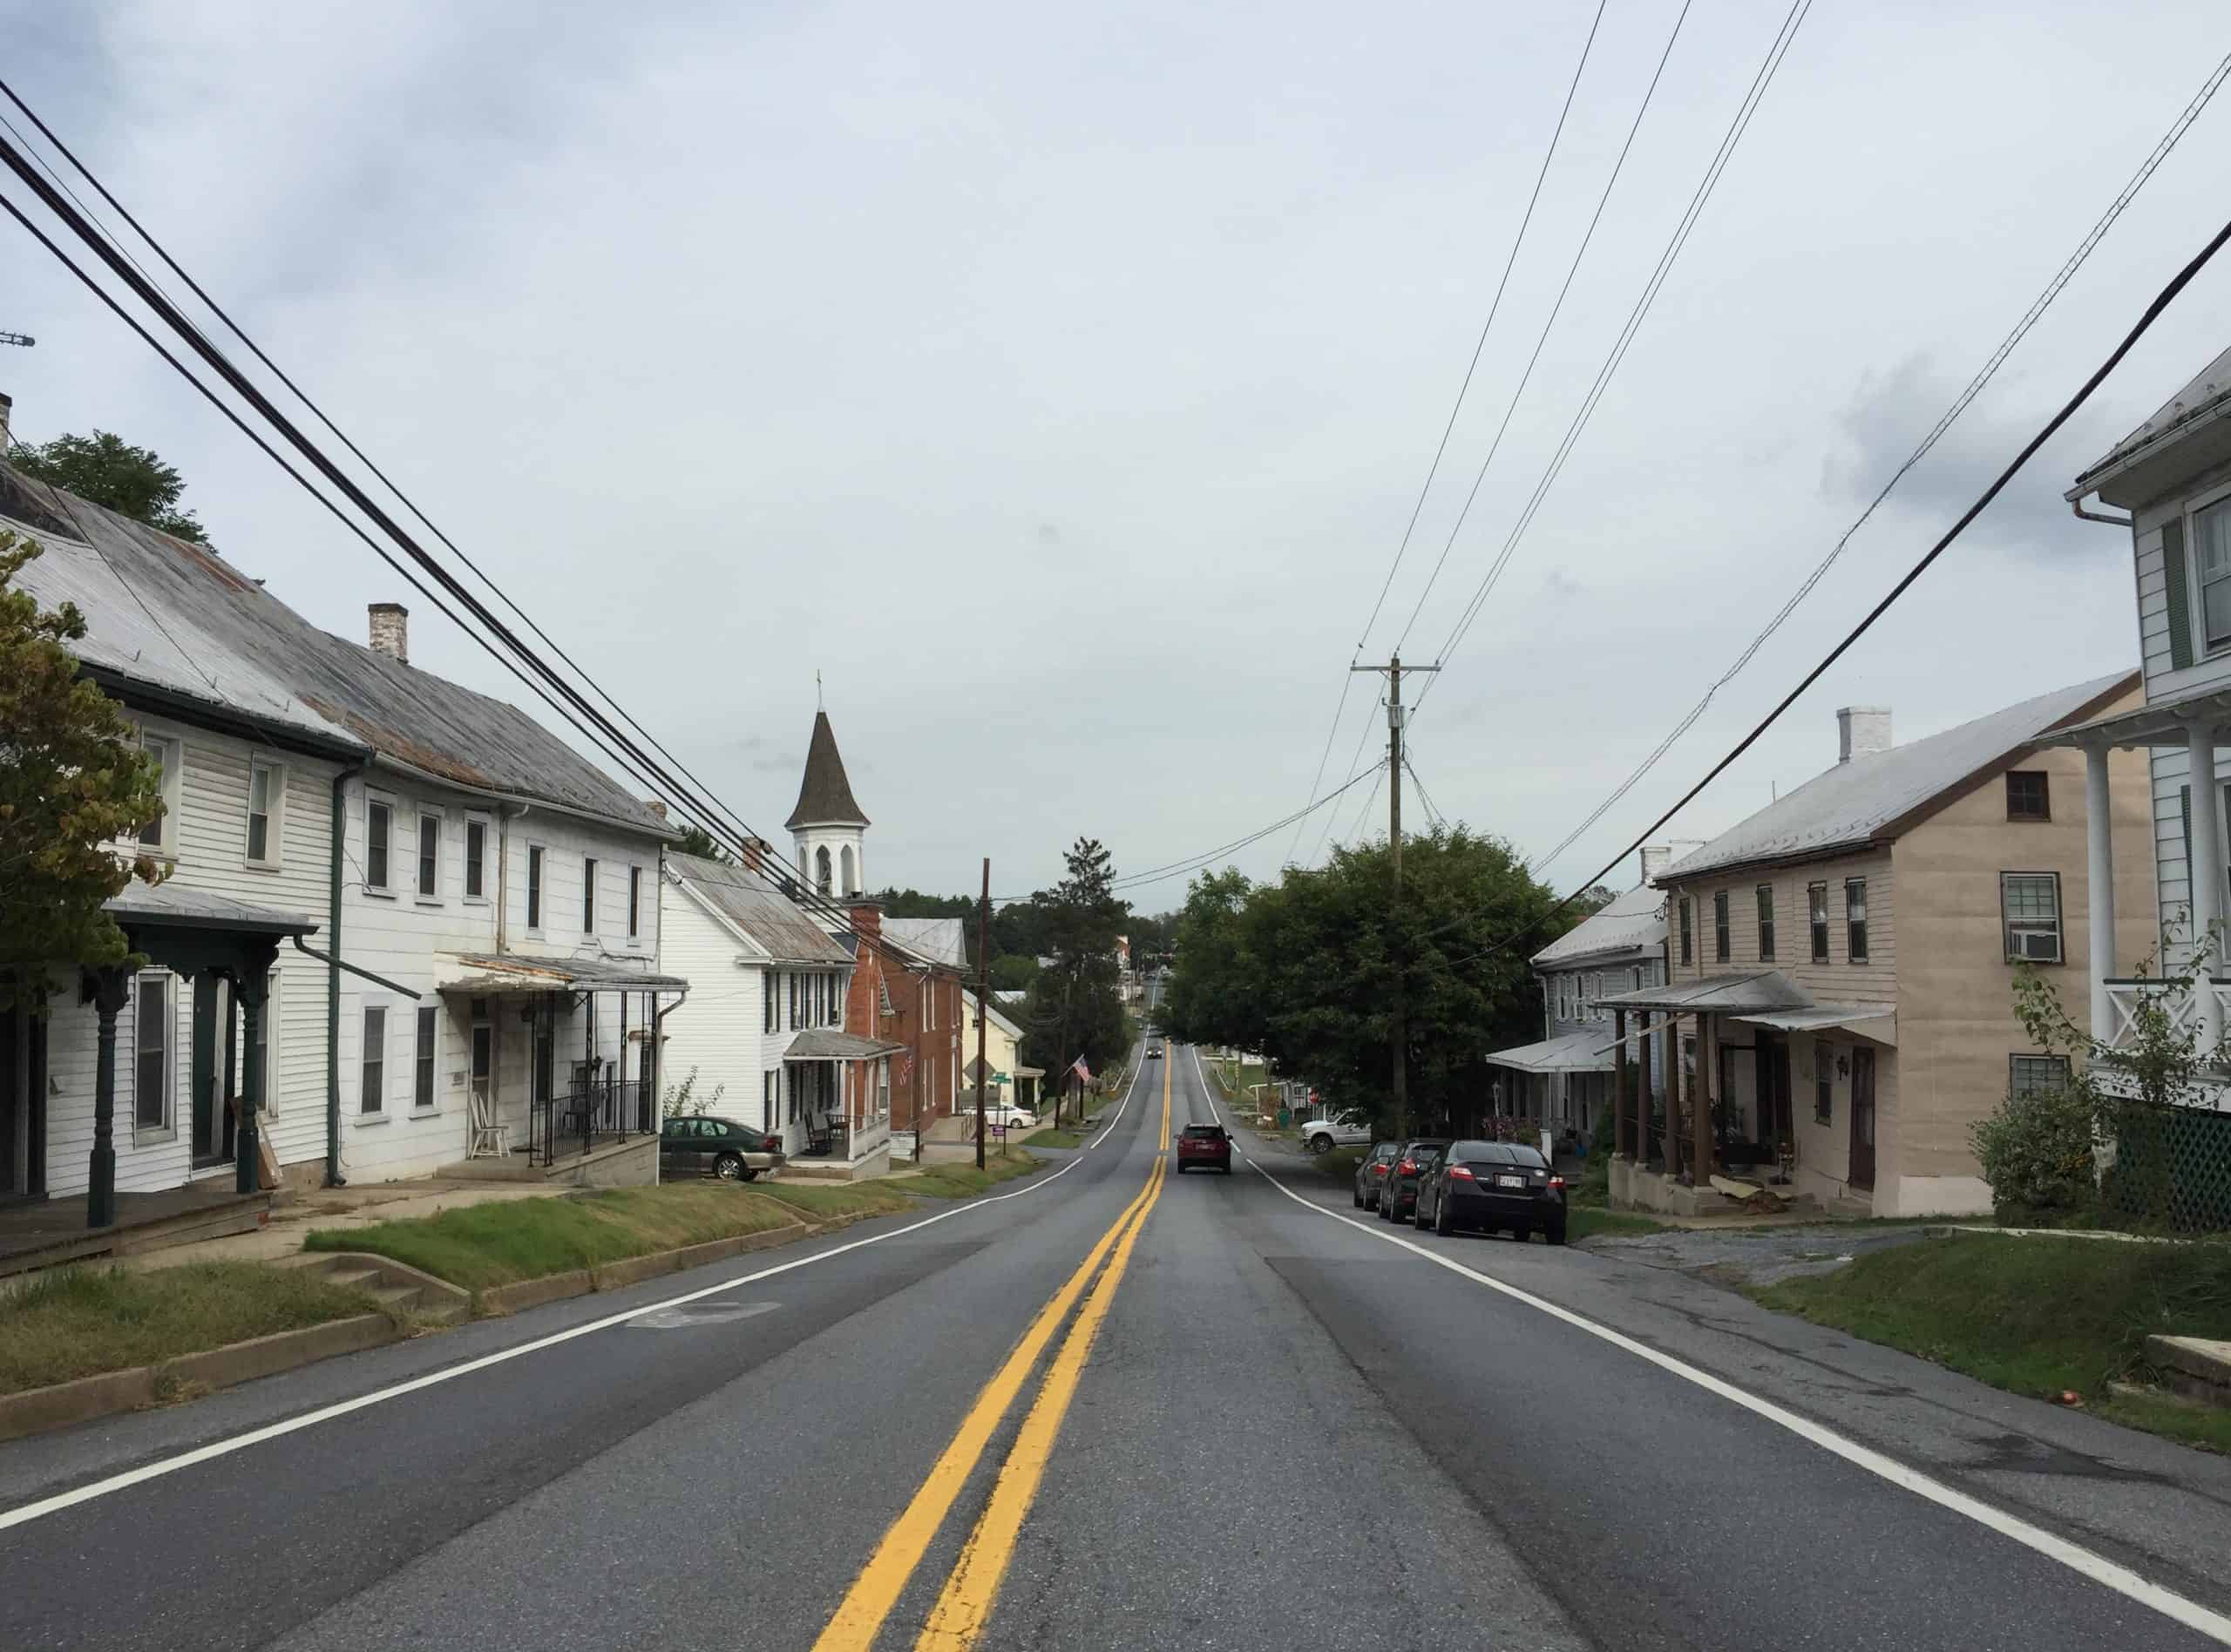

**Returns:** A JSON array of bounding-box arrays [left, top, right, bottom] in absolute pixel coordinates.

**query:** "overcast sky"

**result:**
[[6, 2, 2229, 907]]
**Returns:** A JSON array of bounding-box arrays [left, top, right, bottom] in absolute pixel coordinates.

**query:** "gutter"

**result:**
[[366, 753, 679, 844], [2070, 494, 2133, 528], [325, 760, 369, 1187]]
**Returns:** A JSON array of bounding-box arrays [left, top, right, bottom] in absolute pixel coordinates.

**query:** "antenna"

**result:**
[[0, 330, 33, 348]]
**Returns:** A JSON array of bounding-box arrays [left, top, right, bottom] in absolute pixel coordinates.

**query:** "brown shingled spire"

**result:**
[[785, 710, 869, 829]]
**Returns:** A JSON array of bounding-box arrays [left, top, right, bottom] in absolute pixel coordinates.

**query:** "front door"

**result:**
[[190, 975, 234, 1168], [1848, 1047, 1876, 1191], [1753, 1035, 1794, 1152], [0, 1006, 42, 1202]]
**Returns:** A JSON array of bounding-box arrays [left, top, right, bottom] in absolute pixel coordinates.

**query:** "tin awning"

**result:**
[[437, 951, 688, 994], [1731, 1005, 1895, 1046], [1483, 1030, 1615, 1074]]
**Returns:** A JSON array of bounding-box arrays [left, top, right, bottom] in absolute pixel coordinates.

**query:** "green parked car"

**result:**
[[660, 1114, 785, 1181]]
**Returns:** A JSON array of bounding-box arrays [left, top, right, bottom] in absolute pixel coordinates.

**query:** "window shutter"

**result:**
[[2165, 517, 2194, 671], [2183, 784, 2193, 878]]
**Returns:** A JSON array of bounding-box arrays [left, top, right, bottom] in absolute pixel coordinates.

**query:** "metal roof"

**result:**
[[440, 951, 686, 992], [2072, 343, 2231, 501], [105, 881, 318, 935], [1658, 673, 2134, 881], [1596, 969, 1814, 1015], [1532, 884, 1665, 967], [784, 1028, 905, 1060], [883, 917, 968, 970], [667, 854, 851, 965], [2, 464, 671, 836], [1733, 1005, 1895, 1045], [785, 710, 869, 829], [1482, 1031, 1615, 1074]]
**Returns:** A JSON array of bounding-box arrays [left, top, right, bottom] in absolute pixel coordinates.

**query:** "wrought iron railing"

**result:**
[[532, 1075, 654, 1167]]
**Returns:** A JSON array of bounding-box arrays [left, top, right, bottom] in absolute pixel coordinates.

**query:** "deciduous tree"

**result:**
[[10, 430, 209, 544]]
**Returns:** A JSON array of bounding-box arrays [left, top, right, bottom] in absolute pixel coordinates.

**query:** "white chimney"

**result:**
[[368, 602, 409, 665], [1838, 706, 1891, 764], [1639, 845, 1673, 884]]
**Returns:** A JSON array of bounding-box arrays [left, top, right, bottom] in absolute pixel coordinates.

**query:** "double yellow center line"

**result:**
[[813, 1055, 1173, 1651]]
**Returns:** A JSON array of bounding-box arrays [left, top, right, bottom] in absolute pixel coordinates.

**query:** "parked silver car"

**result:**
[[1301, 1109, 1373, 1154]]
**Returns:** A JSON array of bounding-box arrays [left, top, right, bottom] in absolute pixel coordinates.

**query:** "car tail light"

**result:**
[[1549, 1175, 1566, 1189], [1397, 1159, 1415, 1175], [1447, 1165, 1475, 1181]]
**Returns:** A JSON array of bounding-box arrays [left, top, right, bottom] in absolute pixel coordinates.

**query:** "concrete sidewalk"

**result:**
[[119, 1181, 568, 1272]]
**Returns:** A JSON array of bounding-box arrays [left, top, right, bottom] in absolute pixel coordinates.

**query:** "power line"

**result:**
[[1437, 206, 2231, 959], [1519, 41, 2231, 883], [1392, 0, 1694, 654], [1421, 0, 1813, 699], [1280, 1, 1607, 868]]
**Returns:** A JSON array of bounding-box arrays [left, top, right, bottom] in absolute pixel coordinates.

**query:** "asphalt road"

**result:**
[[5, 1038, 2231, 1651]]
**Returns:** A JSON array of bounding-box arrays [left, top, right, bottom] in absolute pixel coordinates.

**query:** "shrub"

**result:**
[[1970, 1082, 2095, 1227]]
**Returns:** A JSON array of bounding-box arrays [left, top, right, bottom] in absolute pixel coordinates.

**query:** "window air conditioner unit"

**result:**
[[2012, 930, 2061, 963]]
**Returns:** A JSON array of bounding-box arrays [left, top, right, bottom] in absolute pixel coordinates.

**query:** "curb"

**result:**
[[475, 1217, 817, 1314], [0, 1312, 399, 1445]]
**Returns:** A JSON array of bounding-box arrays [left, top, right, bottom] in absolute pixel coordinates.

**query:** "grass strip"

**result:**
[[305, 1184, 797, 1291], [753, 1181, 919, 1220], [1023, 1127, 1084, 1149], [0, 1262, 377, 1395], [1568, 1206, 1667, 1242], [892, 1148, 1047, 1199], [1753, 1231, 2231, 1452]]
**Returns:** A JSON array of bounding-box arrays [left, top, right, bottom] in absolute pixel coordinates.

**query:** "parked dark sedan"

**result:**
[[1414, 1140, 1566, 1242], [1353, 1141, 1401, 1210], [660, 1114, 785, 1181], [1378, 1139, 1448, 1223]]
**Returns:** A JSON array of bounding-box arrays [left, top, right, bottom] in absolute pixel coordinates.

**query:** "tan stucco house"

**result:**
[[1599, 675, 2152, 1218]]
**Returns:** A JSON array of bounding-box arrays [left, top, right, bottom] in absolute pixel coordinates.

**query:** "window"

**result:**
[[2010, 1054, 2072, 1099], [133, 972, 173, 1138], [1808, 882, 1829, 962], [360, 1005, 387, 1115], [1713, 890, 1731, 963], [414, 1005, 438, 1110], [2200, 496, 2231, 650], [1678, 899, 1693, 965], [627, 866, 642, 941], [2002, 872, 2063, 963], [763, 1070, 777, 1132], [137, 733, 179, 851], [1631, 965, 1644, 992], [1756, 884, 1775, 961], [763, 974, 777, 1034], [417, 810, 441, 900], [1814, 1042, 1834, 1124], [247, 759, 281, 864], [816, 845, 833, 894], [464, 817, 488, 901], [789, 972, 801, 1030], [1845, 878, 1869, 963], [526, 845, 545, 931], [583, 857, 598, 933], [2005, 770, 2051, 822], [366, 796, 393, 891]]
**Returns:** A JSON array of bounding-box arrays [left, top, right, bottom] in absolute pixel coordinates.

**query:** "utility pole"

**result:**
[[974, 856, 990, 1171], [1352, 652, 1436, 1137]]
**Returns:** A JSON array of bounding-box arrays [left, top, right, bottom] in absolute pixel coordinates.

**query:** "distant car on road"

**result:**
[[1175, 1122, 1232, 1175], [1414, 1139, 1567, 1242], [1353, 1141, 1400, 1209], [660, 1115, 785, 1182], [1301, 1110, 1373, 1154], [1378, 1139, 1448, 1223], [1147, 1043, 1164, 1060]]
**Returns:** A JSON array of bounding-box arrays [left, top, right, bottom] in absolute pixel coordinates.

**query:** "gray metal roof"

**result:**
[[668, 854, 852, 965], [1596, 970, 1813, 1015], [2073, 343, 2231, 497], [1482, 1031, 1614, 1074], [441, 951, 687, 992], [883, 917, 968, 970], [2, 464, 671, 836], [784, 1028, 905, 1060], [1658, 673, 2133, 882], [1532, 884, 1665, 967], [105, 881, 318, 935]]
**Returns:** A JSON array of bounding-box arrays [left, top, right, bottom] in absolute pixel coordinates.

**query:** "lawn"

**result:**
[[1312, 1144, 1365, 1185], [305, 1184, 799, 1291], [753, 1181, 919, 1220], [0, 1262, 379, 1395], [1754, 1231, 2231, 1452], [1568, 1206, 1667, 1242], [892, 1148, 1047, 1198], [1023, 1127, 1085, 1149]]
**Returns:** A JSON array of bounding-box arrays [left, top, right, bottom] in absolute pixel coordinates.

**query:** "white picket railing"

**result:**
[[2094, 978, 2231, 1108]]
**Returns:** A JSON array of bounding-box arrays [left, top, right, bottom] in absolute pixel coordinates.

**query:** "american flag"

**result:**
[[1070, 1055, 1092, 1083]]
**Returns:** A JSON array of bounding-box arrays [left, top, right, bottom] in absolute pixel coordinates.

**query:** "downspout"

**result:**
[[326, 760, 370, 1188], [2070, 493, 2133, 528]]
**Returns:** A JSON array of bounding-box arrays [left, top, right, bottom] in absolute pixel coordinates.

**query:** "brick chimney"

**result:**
[[740, 836, 776, 874], [1837, 706, 1891, 763], [368, 602, 409, 664], [849, 897, 884, 942]]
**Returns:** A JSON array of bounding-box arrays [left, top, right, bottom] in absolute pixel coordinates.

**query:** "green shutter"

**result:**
[[2165, 516, 2194, 670]]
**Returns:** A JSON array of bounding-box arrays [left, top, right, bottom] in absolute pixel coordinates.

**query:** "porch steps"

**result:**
[[284, 1251, 471, 1324]]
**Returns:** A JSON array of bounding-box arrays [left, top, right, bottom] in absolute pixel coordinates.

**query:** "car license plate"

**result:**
[[1495, 1174, 1527, 1189]]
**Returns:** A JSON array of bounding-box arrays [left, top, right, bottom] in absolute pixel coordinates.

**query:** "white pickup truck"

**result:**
[[1299, 1110, 1373, 1154]]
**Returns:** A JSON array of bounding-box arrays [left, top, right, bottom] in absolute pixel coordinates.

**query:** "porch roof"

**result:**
[[437, 951, 687, 993], [1483, 1030, 1615, 1074], [1731, 1005, 1896, 1045], [1594, 969, 1813, 1016], [784, 1028, 905, 1060], [105, 881, 318, 937], [2037, 685, 2231, 751]]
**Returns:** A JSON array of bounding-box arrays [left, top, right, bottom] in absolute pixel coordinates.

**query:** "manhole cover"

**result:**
[[627, 1301, 780, 1330]]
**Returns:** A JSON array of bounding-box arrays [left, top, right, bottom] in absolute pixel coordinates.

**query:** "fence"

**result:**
[[531, 1076, 654, 1168]]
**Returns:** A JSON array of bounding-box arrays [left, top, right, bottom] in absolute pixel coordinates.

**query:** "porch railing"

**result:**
[[531, 1075, 655, 1167]]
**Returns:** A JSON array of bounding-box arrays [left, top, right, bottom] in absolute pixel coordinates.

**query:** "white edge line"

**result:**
[[1188, 1048, 2231, 1646], [1084, 1040, 1149, 1149], [0, 1120, 1116, 1534]]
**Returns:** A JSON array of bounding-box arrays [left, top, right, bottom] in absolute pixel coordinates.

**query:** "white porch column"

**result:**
[[2085, 743, 2117, 1039], [2187, 722, 2225, 1046]]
